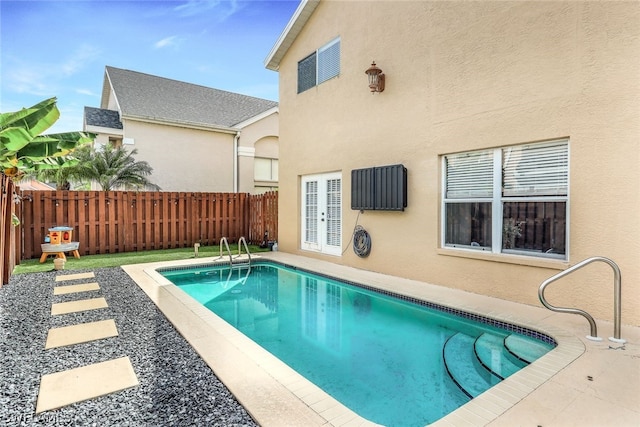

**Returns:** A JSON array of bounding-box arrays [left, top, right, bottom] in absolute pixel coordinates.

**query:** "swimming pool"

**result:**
[[160, 261, 555, 426]]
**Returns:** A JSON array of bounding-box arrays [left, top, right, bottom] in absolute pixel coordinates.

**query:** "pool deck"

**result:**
[[123, 252, 640, 427]]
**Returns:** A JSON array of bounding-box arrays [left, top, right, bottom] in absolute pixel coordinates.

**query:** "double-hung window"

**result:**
[[297, 37, 340, 93], [442, 139, 568, 259], [254, 157, 278, 182]]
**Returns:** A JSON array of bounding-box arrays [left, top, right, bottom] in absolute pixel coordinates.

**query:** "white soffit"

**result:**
[[264, 0, 320, 71]]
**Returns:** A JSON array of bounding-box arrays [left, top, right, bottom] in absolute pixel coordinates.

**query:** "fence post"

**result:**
[[1, 175, 18, 286]]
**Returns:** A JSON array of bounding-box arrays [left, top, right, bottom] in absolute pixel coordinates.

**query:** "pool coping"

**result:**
[[122, 252, 585, 427]]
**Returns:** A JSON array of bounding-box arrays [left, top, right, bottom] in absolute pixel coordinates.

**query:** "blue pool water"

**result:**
[[161, 262, 554, 427]]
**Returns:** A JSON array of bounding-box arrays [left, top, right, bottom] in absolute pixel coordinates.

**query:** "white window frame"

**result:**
[[441, 139, 569, 260]]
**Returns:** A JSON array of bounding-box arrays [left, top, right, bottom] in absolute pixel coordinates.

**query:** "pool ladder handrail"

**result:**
[[538, 256, 625, 343], [233, 236, 252, 267], [217, 237, 233, 265]]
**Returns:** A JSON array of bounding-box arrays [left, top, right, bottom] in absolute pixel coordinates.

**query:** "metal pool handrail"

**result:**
[[236, 236, 252, 266], [218, 237, 233, 265], [538, 256, 625, 343]]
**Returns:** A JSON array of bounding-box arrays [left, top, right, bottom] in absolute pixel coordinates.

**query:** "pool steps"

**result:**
[[474, 333, 525, 379], [503, 334, 553, 364], [443, 331, 551, 398]]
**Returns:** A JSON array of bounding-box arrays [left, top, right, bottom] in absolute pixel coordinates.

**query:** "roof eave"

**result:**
[[101, 66, 123, 114], [124, 114, 239, 134], [233, 106, 279, 129], [264, 0, 320, 71], [84, 124, 124, 136]]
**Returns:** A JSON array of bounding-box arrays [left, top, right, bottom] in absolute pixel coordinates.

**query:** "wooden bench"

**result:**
[[40, 242, 81, 263]]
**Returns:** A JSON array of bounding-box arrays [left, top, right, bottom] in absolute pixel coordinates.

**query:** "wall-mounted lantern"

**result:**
[[365, 61, 385, 93]]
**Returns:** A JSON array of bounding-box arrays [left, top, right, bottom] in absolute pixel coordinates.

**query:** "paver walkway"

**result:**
[[36, 272, 139, 413], [0, 267, 257, 426]]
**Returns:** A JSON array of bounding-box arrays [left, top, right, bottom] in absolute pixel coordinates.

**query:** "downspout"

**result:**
[[233, 131, 241, 193]]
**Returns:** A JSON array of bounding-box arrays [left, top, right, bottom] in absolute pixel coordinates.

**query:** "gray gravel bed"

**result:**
[[0, 267, 259, 426]]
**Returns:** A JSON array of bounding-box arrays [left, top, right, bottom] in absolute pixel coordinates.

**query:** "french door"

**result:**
[[301, 172, 342, 256]]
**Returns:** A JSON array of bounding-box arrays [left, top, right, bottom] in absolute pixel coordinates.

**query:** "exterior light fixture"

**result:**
[[365, 61, 385, 93]]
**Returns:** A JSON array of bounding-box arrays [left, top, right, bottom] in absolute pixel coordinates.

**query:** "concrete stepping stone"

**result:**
[[55, 272, 95, 282], [51, 297, 108, 316], [45, 319, 118, 349], [53, 282, 100, 295], [36, 356, 139, 413]]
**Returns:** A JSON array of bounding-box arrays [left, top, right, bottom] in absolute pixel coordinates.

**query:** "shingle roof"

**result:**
[[104, 66, 278, 129], [84, 107, 123, 130]]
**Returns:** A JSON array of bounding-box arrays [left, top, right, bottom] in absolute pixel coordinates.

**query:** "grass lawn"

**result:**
[[13, 244, 271, 274]]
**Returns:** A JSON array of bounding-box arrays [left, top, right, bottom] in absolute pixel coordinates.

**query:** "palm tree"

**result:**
[[73, 143, 161, 191], [30, 156, 79, 190]]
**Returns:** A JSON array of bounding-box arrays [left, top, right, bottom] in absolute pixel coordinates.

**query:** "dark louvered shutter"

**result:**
[[297, 53, 317, 94]]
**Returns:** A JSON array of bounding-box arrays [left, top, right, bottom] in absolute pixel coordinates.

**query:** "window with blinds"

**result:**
[[297, 37, 340, 94], [445, 150, 493, 199], [318, 38, 340, 84], [442, 139, 568, 259], [502, 141, 568, 197]]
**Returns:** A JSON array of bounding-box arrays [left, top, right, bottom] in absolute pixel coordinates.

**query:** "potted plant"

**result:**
[[503, 218, 523, 249]]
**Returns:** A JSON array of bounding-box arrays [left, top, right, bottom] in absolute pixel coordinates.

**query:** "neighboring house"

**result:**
[[266, 1, 640, 326], [83, 66, 279, 193]]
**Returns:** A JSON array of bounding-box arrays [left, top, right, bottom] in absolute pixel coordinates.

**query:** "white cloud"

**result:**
[[61, 44, 102, 76], [2, 44, 100, 98], [4, 64, 55, 97], [154, 35, 180, 49], [75, 88, 98, 97], [174, 0, 241, 21]]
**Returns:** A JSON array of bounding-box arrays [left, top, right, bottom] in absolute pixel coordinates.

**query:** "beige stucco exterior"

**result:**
[[120, 119, 236, 192], [236, 110, 280, 193], [271, 1, 640, 326], [86, 72, 279, 194], [88, 117, 278, 193]]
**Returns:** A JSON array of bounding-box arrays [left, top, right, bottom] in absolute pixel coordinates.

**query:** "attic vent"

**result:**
[[351, 164, 407, 211]]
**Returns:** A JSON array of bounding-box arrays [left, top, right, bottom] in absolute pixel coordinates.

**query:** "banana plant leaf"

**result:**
[[1, 97, 94, 175], [32, 156, 80, 171], [0, 127, 33, 152], [0, 97, 59, 136], [15, 133, 92, 159]]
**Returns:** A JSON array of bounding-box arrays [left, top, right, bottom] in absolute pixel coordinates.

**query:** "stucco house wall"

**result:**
[[268, 1, 640, 326], [85, 66, 279, 194], [235, 110, 279, 193], [122, 120, 235, 192]]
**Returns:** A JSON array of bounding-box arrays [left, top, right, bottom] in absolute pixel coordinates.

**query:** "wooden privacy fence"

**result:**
[[1, 175, 19, 286], [247, 191, 278, 245], [18, 190, 278, 260]]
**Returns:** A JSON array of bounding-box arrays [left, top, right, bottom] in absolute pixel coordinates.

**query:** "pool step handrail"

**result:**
[[234, 236, 252, 267], [538, 256, 625, 343], [217, 237, 233, 265]]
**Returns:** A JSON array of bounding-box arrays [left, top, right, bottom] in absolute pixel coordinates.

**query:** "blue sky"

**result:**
[[0, 0, 300, 134]]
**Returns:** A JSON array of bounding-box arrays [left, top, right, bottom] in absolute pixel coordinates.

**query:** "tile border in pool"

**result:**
[[158, 260, 557, 346], [122, 252, 585, 427]]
